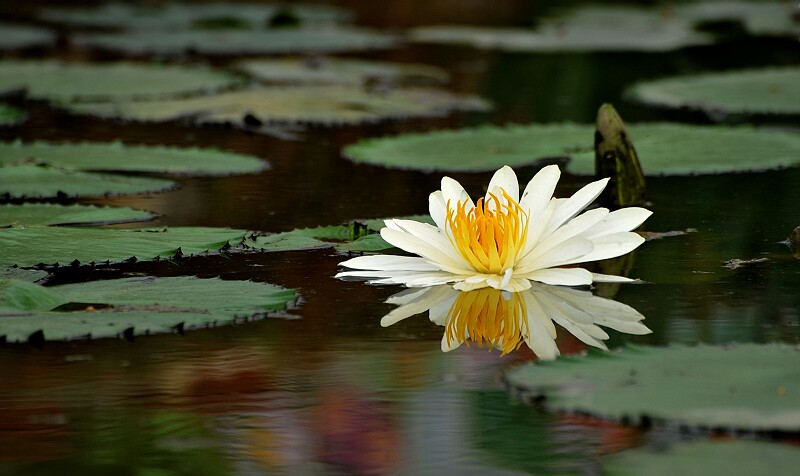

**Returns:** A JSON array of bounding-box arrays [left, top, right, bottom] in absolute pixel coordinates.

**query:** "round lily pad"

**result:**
[[0, 60, 244, 103], [235, 57, 448, 86], [67, 86, 490, 126], [505, 344, 800, 431], [0, 103, 25, 126], [38, 2, 352, 30], [0, 276, 297, 343], [0, 22, 55, 50], [0, 164, 176, 200], [0, 203, 155, 227], [410, 5, 711, 52], [343, 122, 800, 174], [627, 67, 800, 117], [0, 140, 268, 176], [0, 226, 248, 268], [604, 440, 800, 476], [73, 27, 398, 56]]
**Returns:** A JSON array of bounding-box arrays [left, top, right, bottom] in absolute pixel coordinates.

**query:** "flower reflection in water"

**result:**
[[380, 284, 650, 359]]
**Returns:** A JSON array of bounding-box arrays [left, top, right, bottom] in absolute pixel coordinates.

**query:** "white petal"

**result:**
[[441, 176, 474, 212], [380, 227, 471, 274], [429, 190, 447, 230], [516, 237, 594, 274], [389, 219, 473, 269], [542, 177, 609, 237], [525, 267, 593, 286], [338, 254, 440, 272], [520, 164, 560, 222], [453, 280, 490, 292], [520, 207, 608, 265], [441, 333, 463, 352], [486, 165, 519, 204], [591, 273, 636, 283], [585, 207, 653, 239], [522, 293, 560, 360], [562, 232, 645, 265], [380, 286, 455, 327]]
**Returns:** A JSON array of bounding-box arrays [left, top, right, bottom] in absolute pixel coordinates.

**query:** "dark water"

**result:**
[[1, 1, 800, 475]]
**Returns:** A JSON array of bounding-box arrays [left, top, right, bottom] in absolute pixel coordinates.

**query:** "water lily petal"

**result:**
[[386, 219, 474, 272], [516, 236, 594, 274], [486, 165, 519, 204], [381, 227, 471, 273], [591, 273, 636, 283], [542, 177, 609, 237], [429, 190, 447, 230], [441, 333, 463, 352], [585, 207, 652, 239], [525, 267, 593, 286], [338, 254, 440, 271], [520, 207, 608, 265], [563, 232, 645, 264], [441, 176, 474, 212], [520, 164, 560, 222], [381, 286, 455, 327]]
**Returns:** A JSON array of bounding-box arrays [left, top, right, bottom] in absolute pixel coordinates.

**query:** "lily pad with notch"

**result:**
[[0, 60, 245, 104], [0, 203, 155, 227], [0, 140, 268, 176], [505, 343, 800, 431], [0, 276, 297, 343], [344, 122, 800, 174], [66, 86, 490, 126]]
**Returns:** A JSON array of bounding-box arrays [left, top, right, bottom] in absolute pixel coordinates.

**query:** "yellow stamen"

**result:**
[[446, 190, 528, 275], [444, 288, 527, 355]]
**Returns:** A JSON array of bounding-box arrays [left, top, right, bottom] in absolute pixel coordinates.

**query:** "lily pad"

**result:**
[[604, 440, 800, 476], [410, 5, 711, 52], [0, 226, 248, 268], [0, 60, 244, 103], [66, 86, 490, 126], [0, 141, 268, 176], [627, 67, 800, 117], [0, 267, 47, 282], [0, 104, 25, 126], [38, 2, 352, 30], [0, 22, 55, 50], [0, 276, 297, 343], [0, 164, 176, 200], [344, 122, 800, 174], [73, 27, 398, 56], [505, 344, 800, 431], [0, 203, 155, 227], [678, 1, 800, 38], [235, 57, 448, 86]]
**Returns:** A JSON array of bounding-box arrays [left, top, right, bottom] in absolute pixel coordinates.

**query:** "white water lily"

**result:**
[[381, 284, 651, 359], [337, 165, 651, 292]]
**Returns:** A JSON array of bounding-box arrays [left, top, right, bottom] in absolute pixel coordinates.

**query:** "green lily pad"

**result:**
[[0, 22, 55, 50], [604, 440, 800, 476], [0, 60, 244, 103], [627, 67, 800, 117], [0, 203, 155, 227], [73, 27, 398, 56], [235, 57, 448, 86], [0, 103, 25, 126], [0, 164, 176, 200], [344, 122, 800, 174], [505, 344, 800, 431], [0, 226, 247, 268], [38, 2, 352, 30], [678, 1, 800, 38], [0, 276, 297, 343], [0, 140, 267, 175], [66, 86, 490, 126], [410, 5, 711, 52], [0, 267, 47, 282]]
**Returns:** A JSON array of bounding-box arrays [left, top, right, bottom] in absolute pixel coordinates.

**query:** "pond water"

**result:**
[[1, 1, 799, 475]]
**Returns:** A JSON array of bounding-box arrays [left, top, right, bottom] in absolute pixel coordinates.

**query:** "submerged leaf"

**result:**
[[0, 141, 268, 176], [66, 86, 490, 126], [0, 164, 175, 199], [0, 60, 244, 103], [506, 344, 800, 431], [627, 67, 800, 117], [0, 203, 155, 227], [0, 276, 297, 343]]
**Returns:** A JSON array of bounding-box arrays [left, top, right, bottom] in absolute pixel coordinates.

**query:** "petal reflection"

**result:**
[[381, 284, 651, 359]]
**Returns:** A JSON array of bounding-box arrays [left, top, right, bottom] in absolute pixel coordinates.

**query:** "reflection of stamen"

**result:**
[[444, 288, 528, 355], [445, 191, 528, 275]]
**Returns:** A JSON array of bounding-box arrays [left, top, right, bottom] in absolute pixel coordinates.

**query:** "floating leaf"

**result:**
[[627, 67, 800, 117], [410, 5, 711, 52], [505, 344, 800, 431], [0, 203, 155, 227], [344, 122, 800, 174], [0, 103, 25, 126], [678, 1, 800, 38], [0, 226, 247, 267], [67, 86, 490, 126], [0, 60, 244, 103], [73, 27, 398, 56], [0, 267, 47, 282], [0, 22, 55, 50], [235, 57, 448, 86], [0, 164, 175, 200], [39, 2, 352, 30], [604, 440, 800, 476], [0, 276, 297, 343], [0, 141, 267, 176]]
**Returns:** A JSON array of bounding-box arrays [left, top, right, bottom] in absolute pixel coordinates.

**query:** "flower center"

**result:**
[[445, 288, 527, 355], [446, 190, 528, 275]]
